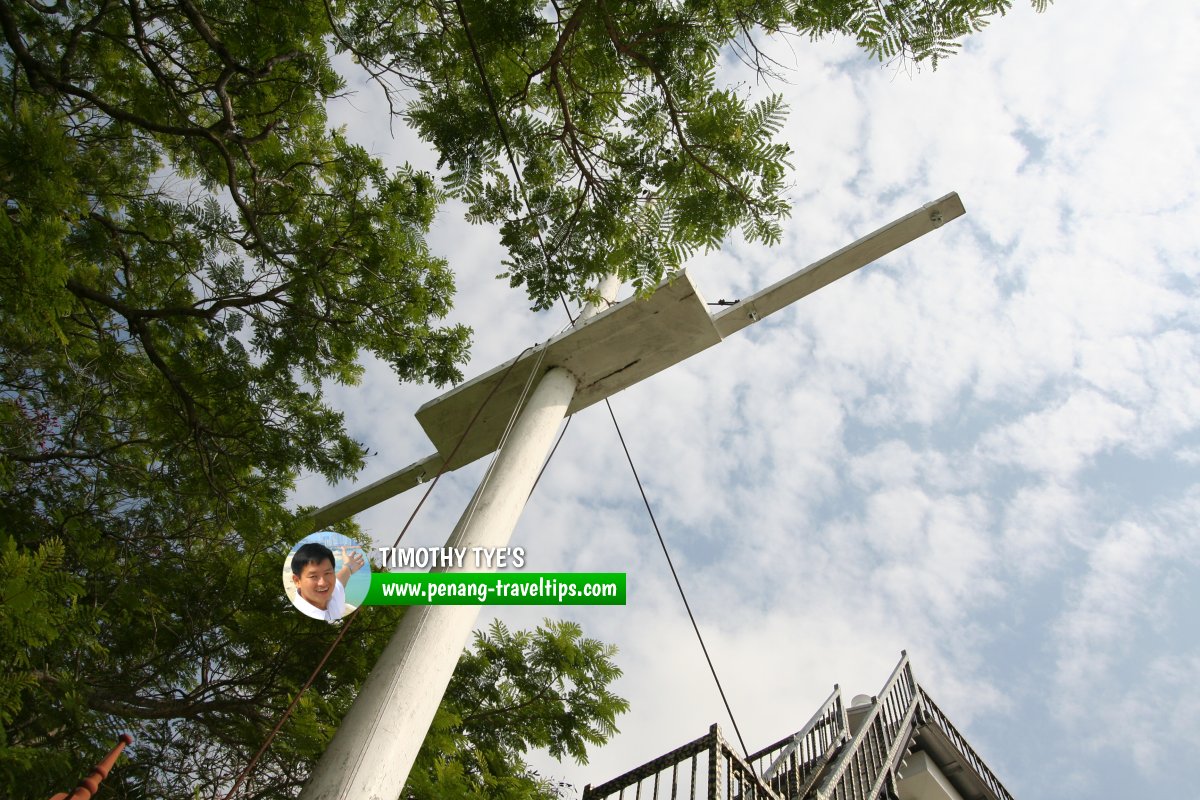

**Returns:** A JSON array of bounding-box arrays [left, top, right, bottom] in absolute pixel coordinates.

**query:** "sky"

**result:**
[[294, 2, 1200, 797]]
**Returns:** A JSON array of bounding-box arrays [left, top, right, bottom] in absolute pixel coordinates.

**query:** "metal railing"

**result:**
[[583, 654, 1016, 800], [916, 686, 1015, 800], [746, 687, 849, 799], [812, 654, 919, 800], [583, 724, 782, 800]]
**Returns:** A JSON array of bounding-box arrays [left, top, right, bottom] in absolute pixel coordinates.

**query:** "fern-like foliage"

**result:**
[[0, 537, 89, 783], [405, 618, 629, 798], [360, 0, 1058, 308], [795, 0, 1051, 69]]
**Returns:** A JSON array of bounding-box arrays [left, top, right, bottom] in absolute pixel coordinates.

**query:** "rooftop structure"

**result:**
[[583, 654, 1013, 800]]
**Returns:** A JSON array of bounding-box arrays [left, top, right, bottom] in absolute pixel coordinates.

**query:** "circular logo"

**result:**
[[283, 531, 371, 622]]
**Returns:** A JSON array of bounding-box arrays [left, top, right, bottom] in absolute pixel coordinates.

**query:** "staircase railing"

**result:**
[[746, 687, 849, 799], [916, 686, 1014, 800], [812, 653, 919, 800], [583, 724, 782, 800], [582, 654, 1015, 800]]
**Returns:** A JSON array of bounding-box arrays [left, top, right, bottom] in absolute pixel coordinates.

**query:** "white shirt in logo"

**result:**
[[293, 579, 346, 622]]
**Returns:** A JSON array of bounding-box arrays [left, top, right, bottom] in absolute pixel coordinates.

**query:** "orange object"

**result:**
[[49, 734, 132, 800]]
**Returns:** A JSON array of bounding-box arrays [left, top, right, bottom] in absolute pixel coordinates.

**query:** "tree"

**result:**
[[0, 0, 1051, 797], [0, 0, 467, 791], [407, 620, 628, 800], [339, 0, 1052, 307]]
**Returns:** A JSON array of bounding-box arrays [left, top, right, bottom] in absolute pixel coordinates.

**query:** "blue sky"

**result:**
[[295, 2, 1200, 797]]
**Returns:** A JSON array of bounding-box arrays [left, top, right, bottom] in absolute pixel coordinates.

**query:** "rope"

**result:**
[[530, 412, 571, 501], [455, 0, 749, 758], [603, 397, 750, 757], [222, 609, 362, 800]]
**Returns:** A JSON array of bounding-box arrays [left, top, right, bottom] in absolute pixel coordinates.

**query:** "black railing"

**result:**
[[916, 686, 1015, 800], [583, 724, 782, 800], [746, 687, 848, 799]]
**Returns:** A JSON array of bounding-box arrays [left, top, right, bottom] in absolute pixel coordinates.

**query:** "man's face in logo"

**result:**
[[293, 558, 336, 609]]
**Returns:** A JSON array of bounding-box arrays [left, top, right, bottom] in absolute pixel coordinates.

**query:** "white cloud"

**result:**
[[1042, 490, 1200, 783], [1000, 480, 1095, 577], [1053, 521, 1162, 691], [979, 390, 1137, 476]]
